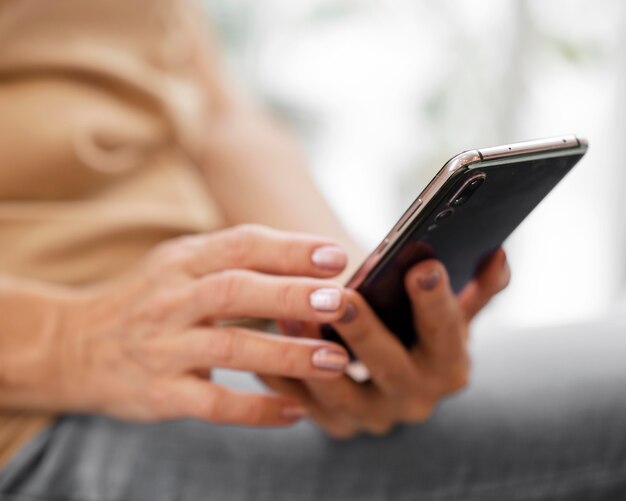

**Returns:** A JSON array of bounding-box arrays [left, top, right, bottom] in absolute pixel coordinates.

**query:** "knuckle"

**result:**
[[404, 400, 435, 423], [276, 282, 297, 314], [325, 425, 359, 441], [208, 328, 238, 366], [146, 288, 192, 325], [444, 366, 471, 394], [234, 223, 265, 237], [245, 401, 267, 425], [194, 390, 221, 421], [365, 421, 394, 437], [432, 313, 459, 337], [446, 310, 464, 331], [334, 393, 359, 414], [428, 316, 467, 352], [283, 239, 305, 270], [315, 388, 347, 411], [210, 271, 241, 314], [126, 296, 189, 342], [224, 224, 263, 263], [273, 342, 300, 375], [149, 239, 194, 272], [144, 383, 173, 417], [127, 301, 156, 328], [419, 402, 435, 421], [124, 339, 178, 374], [377, 366, 410, 392]]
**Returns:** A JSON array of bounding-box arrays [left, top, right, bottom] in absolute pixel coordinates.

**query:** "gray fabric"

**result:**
[[1, 319, 625, 500]]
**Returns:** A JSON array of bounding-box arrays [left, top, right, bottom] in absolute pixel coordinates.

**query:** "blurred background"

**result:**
[[202, 0, 626, 335]]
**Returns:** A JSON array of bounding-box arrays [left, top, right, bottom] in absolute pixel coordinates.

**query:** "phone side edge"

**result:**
[[346, 135, 589, 291], [345, 150, 481, 290], [478, 134, 586, 160]]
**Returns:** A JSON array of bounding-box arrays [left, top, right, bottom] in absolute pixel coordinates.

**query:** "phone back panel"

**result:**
[[323, 151, 586, 350]]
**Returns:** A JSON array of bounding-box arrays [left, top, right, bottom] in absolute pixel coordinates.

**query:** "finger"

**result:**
[[188, 270, 350, 324], [305, 376, 396, 435], [458, 249, 511, 321], [175, 326, 350, 379], [328, 291, 422, 398], [167, 224, 348, 278], [173, 378, 308, 426], [397, 395, 437, 424], [259, 375, 312, 403], [261, 375, 359, 439], [277, 319, 322, 339], [405, 260, 469, 372]]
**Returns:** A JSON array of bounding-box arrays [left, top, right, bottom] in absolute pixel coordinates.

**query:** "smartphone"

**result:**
[[322, 135, 588, 359]]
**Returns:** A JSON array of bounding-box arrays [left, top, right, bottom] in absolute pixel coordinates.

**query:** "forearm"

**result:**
[[183, 9, 366, 275], [202, 103, 357, 242], [200, 97, 366, 278]]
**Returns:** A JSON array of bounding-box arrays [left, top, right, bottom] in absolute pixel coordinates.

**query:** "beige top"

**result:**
[[0, 0, 224, 467]]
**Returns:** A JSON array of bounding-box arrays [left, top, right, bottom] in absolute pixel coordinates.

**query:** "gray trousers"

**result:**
[[1, 320, 625, 500]]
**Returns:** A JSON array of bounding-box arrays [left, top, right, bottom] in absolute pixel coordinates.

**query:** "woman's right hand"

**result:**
[[0, 225, 352, 427]]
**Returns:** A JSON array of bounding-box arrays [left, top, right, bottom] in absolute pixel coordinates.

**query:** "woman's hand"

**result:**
[[263, 250, 511, 438], [0, 225, 355, 427]]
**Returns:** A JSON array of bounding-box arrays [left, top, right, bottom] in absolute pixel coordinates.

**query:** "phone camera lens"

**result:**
[[435, 208, 454, 221], [452, 195, 468, 207], [468, 177, 485, 189], [448, 173, 486, 208]]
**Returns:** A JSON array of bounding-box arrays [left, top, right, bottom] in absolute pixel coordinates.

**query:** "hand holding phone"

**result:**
[[265, 135, 586, 436], [265, 245, 510, 437], [323, 135, 588, 353]]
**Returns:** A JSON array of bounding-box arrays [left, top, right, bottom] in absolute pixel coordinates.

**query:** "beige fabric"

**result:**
[[0, 0, 224, 468]]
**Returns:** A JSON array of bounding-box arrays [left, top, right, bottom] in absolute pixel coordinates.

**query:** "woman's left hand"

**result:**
[[262, 249, 510, 438]]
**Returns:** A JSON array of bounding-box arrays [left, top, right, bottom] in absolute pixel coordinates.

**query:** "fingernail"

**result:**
[[311, 246, 347, 271], [339, 303, 358, 323], [282, 319, 304, 336], [310, 288, 342, 312], [311, 347, 349, 371], [281, 406, 308, 420], [418, 269, 440, 291], [499, 260, 511, 288]]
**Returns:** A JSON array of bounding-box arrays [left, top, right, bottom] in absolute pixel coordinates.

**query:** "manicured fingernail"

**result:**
[[282, 319, 304, 336], [311, 246, 347, 271], [418, 269, 440, 291], [499, 260, 511, 288], [282, 406, 308, 419], [310, 288, 342, 312], [339, 303, 358, 323], [311, 348, 349, 371]]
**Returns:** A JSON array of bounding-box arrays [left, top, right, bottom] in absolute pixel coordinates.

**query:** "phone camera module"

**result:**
[[435, 208, 454, 221], [452, 194, 469, 207], [468, 177, 485, 190], [449, 173, 486, 207]]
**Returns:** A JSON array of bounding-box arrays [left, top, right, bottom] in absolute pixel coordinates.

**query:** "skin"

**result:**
[[0, 11, 511, 436], [0, 226, 356, 426], [266, 250, 510, 438], [184, 22, 511, 436], [0, 224, 508, 433]]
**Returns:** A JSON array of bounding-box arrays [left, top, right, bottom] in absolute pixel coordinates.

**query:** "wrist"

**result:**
[[0, 277, 84, 412]]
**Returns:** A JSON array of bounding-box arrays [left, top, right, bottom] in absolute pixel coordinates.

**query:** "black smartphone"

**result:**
[[322, 135, 588, 354]]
